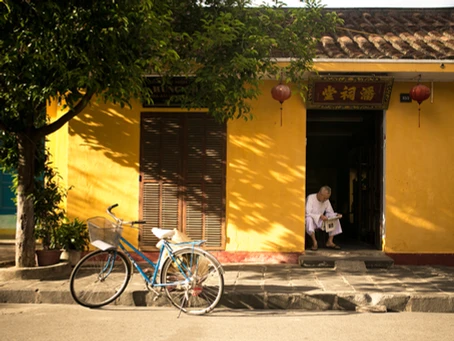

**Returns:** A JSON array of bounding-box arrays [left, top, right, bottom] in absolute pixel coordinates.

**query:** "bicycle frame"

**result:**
[[115, 235, 206, 288], [101, 203, 213, 289]]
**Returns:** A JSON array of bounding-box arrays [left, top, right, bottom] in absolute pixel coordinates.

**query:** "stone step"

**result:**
[[299, 250, 394, 269]]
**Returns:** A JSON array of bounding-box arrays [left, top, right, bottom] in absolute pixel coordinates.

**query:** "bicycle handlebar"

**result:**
[[106, 204, 146, 226], [107, 203, 119, 212]]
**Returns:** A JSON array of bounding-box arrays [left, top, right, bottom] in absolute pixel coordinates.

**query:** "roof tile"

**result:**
[[315, 8, 454, 59]]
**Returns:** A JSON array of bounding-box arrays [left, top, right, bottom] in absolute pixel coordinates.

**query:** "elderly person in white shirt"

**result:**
[[305, 185, 342, 251]]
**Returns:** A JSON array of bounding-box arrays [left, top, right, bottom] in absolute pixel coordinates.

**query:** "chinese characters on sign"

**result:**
[[323, 85, 376, 101], [143, 77, 195, 107], [306, 76, 394, 110]]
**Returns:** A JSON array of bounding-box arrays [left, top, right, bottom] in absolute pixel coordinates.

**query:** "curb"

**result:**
[[219, 292, 454, 312], [0, 262, 71, 281], [0, 285, 453, 313]]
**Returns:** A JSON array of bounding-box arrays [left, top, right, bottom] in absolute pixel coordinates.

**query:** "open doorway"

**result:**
[[306, 110, 384, 250]]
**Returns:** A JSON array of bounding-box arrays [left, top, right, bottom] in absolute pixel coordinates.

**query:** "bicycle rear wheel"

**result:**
[[160, 247, 224, 315], [70, 249, 131, 308]]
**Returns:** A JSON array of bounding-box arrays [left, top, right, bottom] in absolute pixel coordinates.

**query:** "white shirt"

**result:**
[[305, 193, 336, 226]]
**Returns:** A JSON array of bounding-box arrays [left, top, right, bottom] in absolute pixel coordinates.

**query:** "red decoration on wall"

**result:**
[[271, 83, 291, 126], [409, 83, 431, 127]]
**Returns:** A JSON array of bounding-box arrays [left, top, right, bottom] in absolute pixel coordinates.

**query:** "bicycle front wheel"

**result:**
[[70, 249, 131, 308], [160, 247, 224, 315]]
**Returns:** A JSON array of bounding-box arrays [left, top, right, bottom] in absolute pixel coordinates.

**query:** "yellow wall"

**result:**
[[225, 81, 306, 252], [48, 82, 307, 253], [47, 100, 69, 196], [64, 100, 151, 245], [315, 61, 450, 75], [47, 99, 140, 244], [385, 81, 454, 253], [47, 61, 454, 255]]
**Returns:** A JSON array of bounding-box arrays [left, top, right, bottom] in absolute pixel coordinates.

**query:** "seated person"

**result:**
[[305, 185, 342, 250]]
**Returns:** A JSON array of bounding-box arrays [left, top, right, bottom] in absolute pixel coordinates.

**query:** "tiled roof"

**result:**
[[315, 8, 454, 60]]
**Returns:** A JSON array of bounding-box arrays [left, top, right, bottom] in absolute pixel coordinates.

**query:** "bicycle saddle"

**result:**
[[152, 228, 175, 239]]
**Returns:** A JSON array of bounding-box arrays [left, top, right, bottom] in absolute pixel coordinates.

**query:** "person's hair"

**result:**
[[319, 185, 332, 195]]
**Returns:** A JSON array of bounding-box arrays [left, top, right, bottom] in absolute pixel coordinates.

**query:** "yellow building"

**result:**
[[47, 8, 454, 265]]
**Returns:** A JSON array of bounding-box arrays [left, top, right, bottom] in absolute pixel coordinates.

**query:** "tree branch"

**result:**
[[37, 91, 95, 138]]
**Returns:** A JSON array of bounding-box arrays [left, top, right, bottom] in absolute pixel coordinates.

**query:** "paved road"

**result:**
[[1, 304, 453, 341]]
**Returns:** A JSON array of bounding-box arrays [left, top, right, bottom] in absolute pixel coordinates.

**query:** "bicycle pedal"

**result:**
[[147, 285, 162, 297]]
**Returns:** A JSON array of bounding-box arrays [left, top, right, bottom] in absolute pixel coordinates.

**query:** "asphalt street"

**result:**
[[1, 304, 454, 341]]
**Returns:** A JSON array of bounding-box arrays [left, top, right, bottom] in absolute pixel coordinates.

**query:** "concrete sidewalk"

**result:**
[[1, 243, 453, 312]]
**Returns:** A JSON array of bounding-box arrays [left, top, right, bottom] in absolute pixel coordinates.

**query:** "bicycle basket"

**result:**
[[87, 217, 122, 250]]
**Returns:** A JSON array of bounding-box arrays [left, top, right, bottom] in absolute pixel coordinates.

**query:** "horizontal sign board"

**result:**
[[306, 75, 394, 110]]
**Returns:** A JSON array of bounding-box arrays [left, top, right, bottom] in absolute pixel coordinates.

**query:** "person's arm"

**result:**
[[306, 195, 322, 223], [325, 200, 342, 219]]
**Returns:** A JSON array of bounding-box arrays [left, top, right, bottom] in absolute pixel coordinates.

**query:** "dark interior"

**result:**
[[306, 110, 383, 250]]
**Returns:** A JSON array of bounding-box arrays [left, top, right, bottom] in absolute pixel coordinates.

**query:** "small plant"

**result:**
[[57, 217, 89, 252], [33, 161, 67, 250]]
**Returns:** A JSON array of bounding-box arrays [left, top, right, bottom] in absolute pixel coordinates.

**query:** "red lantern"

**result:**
[[271, 84, 291, 126], [409, 83, 431, 127], [271, 84, 292, 103], [409, 84, 430, 104]]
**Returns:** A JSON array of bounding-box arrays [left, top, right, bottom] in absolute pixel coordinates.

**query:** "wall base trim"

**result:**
[[211, 251, 301, 264], [386, 253, 454, 266], [132, 251, 302, 264]]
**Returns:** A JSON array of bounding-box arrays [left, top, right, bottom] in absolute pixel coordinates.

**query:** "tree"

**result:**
[[167, 0, 341, 121], [0, 0, 340, 267]]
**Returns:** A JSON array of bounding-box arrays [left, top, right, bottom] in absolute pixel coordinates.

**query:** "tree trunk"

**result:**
[[15, 134, 37, 267]]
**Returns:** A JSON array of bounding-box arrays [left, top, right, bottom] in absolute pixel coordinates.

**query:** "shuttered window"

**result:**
[[139, 113, 226, 250]]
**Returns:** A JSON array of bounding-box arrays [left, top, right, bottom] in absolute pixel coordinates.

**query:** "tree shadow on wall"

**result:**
[[68, 102, 225, 244], [68, 101, 308, 250], [68, 102, 140, 169], [226, 132, 306, 240]]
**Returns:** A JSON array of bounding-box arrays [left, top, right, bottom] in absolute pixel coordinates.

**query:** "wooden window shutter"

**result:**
[[140, 114, 181, 248], [139, 113, 225, 250]]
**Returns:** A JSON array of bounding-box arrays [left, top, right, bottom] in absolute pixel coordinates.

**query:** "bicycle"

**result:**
[[69, 204, 224, 315]]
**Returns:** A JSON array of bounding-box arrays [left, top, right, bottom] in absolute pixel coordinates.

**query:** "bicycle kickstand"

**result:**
[[177, 290, 190, 319]]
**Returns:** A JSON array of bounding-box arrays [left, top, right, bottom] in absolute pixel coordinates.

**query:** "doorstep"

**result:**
[[299, 249, 394, 269]]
